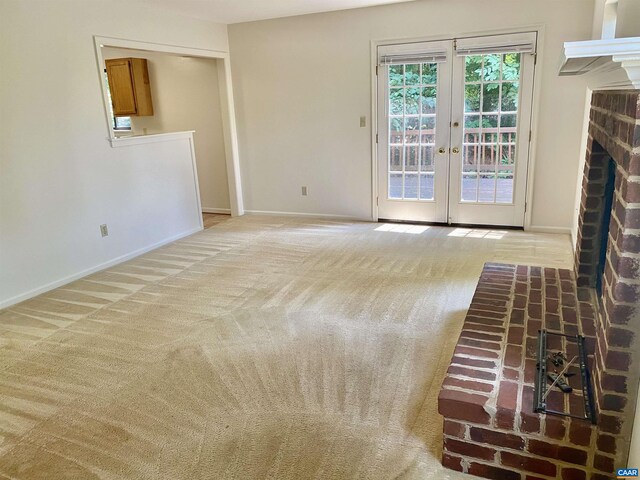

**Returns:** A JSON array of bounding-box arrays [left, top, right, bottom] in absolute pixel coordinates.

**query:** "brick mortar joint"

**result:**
[[619, 200, 640, 210], [590, 105, 640, 124], [487, 270, 519, 415], [443, 431, 593, 455], [442, 435, 599, 475], [582, 205, 607, 214], [616, 166, 632, 181], [446, 420, 595, 443], [441, 384, 494, 397], [612, 212, 625, 234], [606, 255, 640, 285], [589, 115, 640, 132], [608, 235, 635, 261], [590, 122, 636, 154], [449, 367, 500, 377]]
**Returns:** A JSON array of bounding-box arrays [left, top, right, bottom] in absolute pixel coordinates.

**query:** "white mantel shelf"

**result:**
[[559, 36, 640, 90], [109, 130, 195, 148]]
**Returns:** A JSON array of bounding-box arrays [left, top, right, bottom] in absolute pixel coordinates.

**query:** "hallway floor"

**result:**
[[202, 212, 230, 229]]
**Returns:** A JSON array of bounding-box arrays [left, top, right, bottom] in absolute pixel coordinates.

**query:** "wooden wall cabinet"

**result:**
[[105, 58, 154, 116]]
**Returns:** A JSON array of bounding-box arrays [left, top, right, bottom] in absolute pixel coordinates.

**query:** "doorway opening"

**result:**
[[100, 46, 232, 220], [94, 36, 244, 220]]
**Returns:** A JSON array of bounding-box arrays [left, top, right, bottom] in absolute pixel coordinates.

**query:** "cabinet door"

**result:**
[[105, 59, 137, 116], [130, 59, 153, 116]]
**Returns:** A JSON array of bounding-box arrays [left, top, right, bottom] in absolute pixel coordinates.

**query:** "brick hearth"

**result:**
[[439, 91, 640, 480], [439, 263, 600, 480]]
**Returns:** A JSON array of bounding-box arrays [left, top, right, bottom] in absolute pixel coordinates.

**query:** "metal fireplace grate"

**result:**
[[534, 330, 596, 424]]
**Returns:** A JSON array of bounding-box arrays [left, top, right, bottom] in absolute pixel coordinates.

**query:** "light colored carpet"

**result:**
[[0, 216, 573, 479]]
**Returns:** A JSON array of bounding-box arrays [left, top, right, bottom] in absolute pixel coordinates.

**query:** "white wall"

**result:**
[[0, 0, 229, 307], [589, 0, 640, 39], [592, 0, 608, 39], [616, 0, 640, 38], [102, 48, 230, 212], [228, 0, 593, 227], [590, 0, 640, 39]]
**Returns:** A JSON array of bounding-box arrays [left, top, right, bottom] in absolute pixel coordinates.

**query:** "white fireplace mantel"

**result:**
[[559, 36, 640, 89]]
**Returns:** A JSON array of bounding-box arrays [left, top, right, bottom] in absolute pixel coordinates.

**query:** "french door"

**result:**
[[377, 32, 537, 227]]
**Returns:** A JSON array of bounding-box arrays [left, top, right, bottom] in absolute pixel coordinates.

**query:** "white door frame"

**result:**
[[448, 34, 536, 227], [370, 25, 545, 229], [93, 35, 244, 217], [376, 40, 452, 223]]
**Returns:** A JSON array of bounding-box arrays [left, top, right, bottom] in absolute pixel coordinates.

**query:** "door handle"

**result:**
[[438, 147, 446, 154], [452, 147, 460, 154]]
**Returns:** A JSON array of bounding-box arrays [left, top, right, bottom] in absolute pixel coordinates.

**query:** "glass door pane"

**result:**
[[387, 63, 438, 201], [461, 53, 520, 204]]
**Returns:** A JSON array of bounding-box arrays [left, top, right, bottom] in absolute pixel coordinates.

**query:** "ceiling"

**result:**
[[138, 0, 417, 24]]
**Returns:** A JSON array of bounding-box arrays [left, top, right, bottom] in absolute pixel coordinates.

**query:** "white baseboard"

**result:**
[[244, 209, 369, 222], [0, 226, 203, 310], [526, 225, 572, 234], [202, 207, 231, 214]]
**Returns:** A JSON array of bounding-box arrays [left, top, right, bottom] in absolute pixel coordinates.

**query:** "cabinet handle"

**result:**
[[452, 147, 460, 154], [438, 147, 446, 154]]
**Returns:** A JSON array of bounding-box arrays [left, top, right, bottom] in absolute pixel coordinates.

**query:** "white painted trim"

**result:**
[[202, 207, 231, 214], [187, 134, 205, 231], [93, 35, 244, 218], [0, 226, 203, 310], [562, 36, 640, 59], [244, 210, 367, 221], [217, 56, 245, 217], [95, 37, 120, 146], [559, 36, 640, 89], [524, 25, 546, 232], [448, 36, 535, 227], [370, 24, 545, 51], [526, 225, 572, 234], [376, 40, 453, 224], [602, 0, 619, 40], [370, 40, 379, 222], [109, 130, 195, 147], [94, 36, 228, 57]]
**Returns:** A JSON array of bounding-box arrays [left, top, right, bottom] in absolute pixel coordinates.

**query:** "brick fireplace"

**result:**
[[574, 90, 640, 472], [438, 91, 640, 480]]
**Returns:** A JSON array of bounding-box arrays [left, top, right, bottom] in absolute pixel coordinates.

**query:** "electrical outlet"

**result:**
[[100, 224, 109, 237], [360, 116, 366, 127], [301, 186, 308, 196]]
